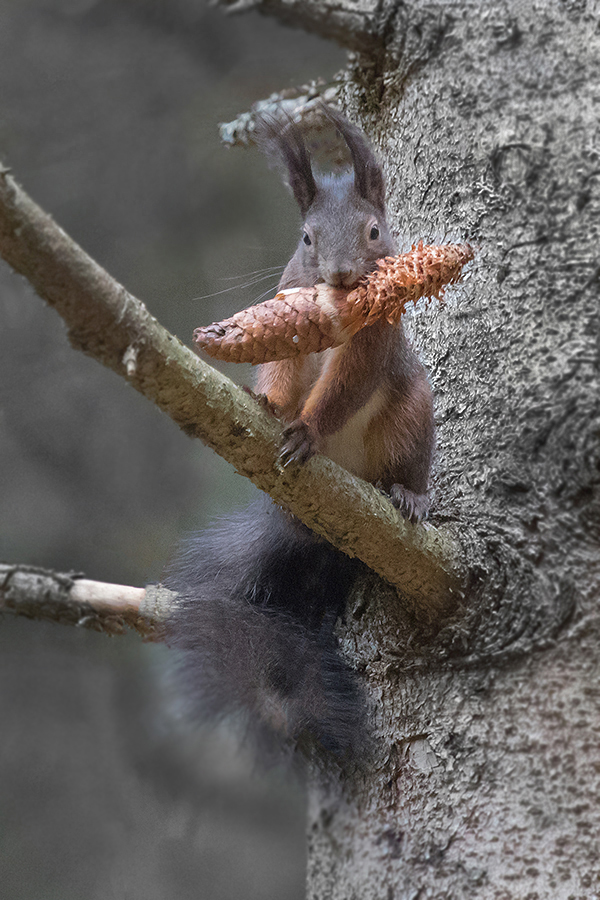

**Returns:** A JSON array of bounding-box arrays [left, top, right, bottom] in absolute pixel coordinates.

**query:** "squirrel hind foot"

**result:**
[[388, 484, 430, 524]]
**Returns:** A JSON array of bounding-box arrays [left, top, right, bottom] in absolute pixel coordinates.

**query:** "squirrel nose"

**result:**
[[327, 269, 357, 289]]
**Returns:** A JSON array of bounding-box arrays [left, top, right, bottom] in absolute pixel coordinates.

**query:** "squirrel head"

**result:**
[[255, 107, 395, 289]]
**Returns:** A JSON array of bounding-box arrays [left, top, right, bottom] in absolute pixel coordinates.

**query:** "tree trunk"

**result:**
[[234, 1, 600, 896], [1, 0, 597, 893]]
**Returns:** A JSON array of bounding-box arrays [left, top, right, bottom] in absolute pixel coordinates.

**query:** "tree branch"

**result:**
[[0, 564, 170, 639], [0, 163, 465, 614], [219, 81, 342, 149], [214, 0, 388, 54]]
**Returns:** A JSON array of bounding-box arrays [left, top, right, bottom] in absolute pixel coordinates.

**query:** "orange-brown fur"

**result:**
[[257, 317, 434, 522]]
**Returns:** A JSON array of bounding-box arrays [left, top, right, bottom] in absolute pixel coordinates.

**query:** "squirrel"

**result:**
[[165, 108, 434, 762]]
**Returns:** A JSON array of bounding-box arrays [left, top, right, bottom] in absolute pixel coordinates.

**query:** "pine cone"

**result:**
[[193, 242, 474, 365]]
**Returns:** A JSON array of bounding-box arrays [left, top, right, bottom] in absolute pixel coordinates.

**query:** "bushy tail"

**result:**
[[164, 495, 365, 762]]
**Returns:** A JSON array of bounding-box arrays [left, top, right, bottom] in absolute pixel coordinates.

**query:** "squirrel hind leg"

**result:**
[[388, 484, 430, 524]]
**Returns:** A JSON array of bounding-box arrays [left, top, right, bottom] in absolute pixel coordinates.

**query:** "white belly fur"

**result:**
[[321, 388, 386, 479]]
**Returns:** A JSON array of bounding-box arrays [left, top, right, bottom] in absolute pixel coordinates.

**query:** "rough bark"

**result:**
[[222, 0, 600, 897]]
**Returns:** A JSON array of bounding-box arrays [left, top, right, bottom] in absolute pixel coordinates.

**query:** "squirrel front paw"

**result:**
[[388, 485, 430, 524], [280, 419, 316, 466]]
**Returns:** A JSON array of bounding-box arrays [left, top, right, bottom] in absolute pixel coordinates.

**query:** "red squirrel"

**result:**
[[165, 110, 434, 760]]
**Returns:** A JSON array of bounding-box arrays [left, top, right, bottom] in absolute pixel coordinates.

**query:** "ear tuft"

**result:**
[[320, 106, 386, 212], [254, 114, 317, 217]]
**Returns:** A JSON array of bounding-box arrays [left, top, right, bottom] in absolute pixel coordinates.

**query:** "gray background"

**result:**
[[0, 2, 345, 897]]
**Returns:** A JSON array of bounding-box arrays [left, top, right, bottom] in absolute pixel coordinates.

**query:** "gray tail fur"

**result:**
[[164, 494, 365, 763]]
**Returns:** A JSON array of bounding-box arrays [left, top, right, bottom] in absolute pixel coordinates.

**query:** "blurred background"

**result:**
[[0, 2, 345, 896]]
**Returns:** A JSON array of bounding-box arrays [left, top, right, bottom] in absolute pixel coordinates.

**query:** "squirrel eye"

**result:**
[[303, 231, 312, 246], [369, 224, 380, 240]]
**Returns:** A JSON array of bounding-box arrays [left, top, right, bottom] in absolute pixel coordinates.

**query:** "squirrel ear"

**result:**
[[254, 115, 317, 218], [321, 106, 386, 212]]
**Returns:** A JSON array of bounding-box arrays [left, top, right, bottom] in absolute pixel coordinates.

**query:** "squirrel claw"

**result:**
[[388, 485, 430, 524], [280, 419, 316, 466]]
